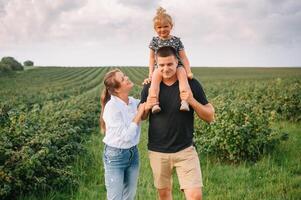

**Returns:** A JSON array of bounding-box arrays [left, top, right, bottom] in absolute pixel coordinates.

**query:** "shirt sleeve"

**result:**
[[190, 79, 208, 105], [140, 84, 150, 103], [177, 37, 184, 51], [149, 37, 157, 51], [103, 102, 139, 142]]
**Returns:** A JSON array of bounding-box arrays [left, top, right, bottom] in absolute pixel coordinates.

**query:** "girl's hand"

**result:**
[[187, 73, 193, 79]]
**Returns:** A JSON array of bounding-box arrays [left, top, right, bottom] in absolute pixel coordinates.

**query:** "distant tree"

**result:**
[[0, 57, 24, 71], [0, 62, 12, 73], [24, 60, 34, 66]]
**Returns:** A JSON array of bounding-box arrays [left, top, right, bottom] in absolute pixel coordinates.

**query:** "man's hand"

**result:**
[[180, 90, 194, 104]]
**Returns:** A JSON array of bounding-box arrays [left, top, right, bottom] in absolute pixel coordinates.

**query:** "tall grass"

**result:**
[[20, 121, 300, 200]]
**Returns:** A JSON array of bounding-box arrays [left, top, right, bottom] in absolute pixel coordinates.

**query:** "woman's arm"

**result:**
[[104, 103, 145, 142], [141, 92, 159, 120], [133, 103, 145, 123]]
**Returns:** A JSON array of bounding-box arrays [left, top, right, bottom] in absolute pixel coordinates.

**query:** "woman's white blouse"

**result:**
[[102, 95, 141, 149]]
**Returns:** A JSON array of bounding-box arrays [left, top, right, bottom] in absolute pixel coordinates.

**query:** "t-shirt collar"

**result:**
[[111, 95, 133, 106]]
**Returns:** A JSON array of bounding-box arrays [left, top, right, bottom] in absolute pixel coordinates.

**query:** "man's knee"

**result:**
[[184, 188, 202, 200], [158, 188, 172, 200]]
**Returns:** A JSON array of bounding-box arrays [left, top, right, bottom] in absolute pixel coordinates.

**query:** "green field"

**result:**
[[0, 67, 300, 200]]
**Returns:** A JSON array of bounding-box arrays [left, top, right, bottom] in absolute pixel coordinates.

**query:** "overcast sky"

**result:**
[[0, 0, 300, 67]]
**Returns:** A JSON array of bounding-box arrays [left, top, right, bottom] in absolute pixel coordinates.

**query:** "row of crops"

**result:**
[[195, 78, 300, 162], [0, 67, 300, 199], [0, 67, 117, 199]]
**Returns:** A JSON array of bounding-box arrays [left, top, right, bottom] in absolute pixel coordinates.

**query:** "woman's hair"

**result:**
[[153, 7, 173, 28], [100, 69, 121, 134]]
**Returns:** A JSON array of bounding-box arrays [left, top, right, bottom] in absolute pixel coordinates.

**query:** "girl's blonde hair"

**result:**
[[153, 7, 173, 28], [100, 69, 121, 134]]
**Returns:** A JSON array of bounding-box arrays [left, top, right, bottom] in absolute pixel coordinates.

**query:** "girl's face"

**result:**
[[154, 20, 172, 39], [114, 71, 133, 94]]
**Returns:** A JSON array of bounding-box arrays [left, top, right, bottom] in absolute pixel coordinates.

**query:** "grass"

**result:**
[[20, 121, 300, 200], [9, 67, 300, 199]]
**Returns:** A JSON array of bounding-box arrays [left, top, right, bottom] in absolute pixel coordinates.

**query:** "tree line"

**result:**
[[0, 56, 34, 73]]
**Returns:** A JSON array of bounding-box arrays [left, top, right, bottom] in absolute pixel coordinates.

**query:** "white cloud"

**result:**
[[0, 0, 300, 66]]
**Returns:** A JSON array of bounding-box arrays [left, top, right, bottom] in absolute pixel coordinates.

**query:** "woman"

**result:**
[[100, 69, 145, 200]]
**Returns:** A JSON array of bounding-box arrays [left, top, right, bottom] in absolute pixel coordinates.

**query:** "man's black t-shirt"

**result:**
[[140, 79, 208, 153]]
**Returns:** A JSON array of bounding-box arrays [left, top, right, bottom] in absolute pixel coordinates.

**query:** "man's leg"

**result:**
[[174, 146, 203, 200], [148, 150, 173, 200], [183, 187, 202, 200], [158, 188, 172, 200]]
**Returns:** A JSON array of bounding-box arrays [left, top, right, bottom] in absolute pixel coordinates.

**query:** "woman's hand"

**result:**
[[142, 77, 151, 85]]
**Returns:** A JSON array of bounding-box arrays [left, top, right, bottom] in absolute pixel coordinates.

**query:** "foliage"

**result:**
[[194, 78, 300, 163], [23, 60, 34, 67], [0, 62, 13, 73], [195, 96, 282, 163], [0, 66, 300, 199], [0, 67, 105, 199], [0, 97, 99, 199], [0, 57, 24, 72]]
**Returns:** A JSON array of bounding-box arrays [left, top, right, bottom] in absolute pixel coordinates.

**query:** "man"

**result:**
[[141, 46, 215, 200]]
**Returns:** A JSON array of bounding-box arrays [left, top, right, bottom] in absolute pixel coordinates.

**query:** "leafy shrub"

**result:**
[[0, 97, 99, 199], [23, 60, 34, 66], [0, 57, 23, 71], [195, 96, 283, 163], [0, 63, 13, 73]]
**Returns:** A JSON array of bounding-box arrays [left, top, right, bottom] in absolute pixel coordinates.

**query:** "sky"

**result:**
[[0, 0, 301, 67]]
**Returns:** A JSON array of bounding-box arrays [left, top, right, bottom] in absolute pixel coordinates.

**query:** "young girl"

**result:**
[[148, 7, 193, 113], [100, 69, 145, 200]]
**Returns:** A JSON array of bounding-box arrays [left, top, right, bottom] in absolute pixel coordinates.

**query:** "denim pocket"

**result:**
[[104, 145, 122, 159]]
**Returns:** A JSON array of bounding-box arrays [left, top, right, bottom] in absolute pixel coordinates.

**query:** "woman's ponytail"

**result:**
[[99, 69, 121, 134]]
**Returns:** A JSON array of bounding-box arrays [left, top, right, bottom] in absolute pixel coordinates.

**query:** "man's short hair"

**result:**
[[156, 46, 177, 59]]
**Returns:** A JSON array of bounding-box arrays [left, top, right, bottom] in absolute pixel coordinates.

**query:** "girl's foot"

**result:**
[[152, 105, 161, 114], [180, 100, 190, 111]]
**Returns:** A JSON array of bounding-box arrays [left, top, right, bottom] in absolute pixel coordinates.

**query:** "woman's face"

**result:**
[[114, 71, 133, 94]]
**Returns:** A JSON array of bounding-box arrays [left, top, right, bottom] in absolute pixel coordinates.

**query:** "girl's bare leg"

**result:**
[[149, 68, 162, 113], [177, 67, 191, 111], [184, 65, 193, 79]]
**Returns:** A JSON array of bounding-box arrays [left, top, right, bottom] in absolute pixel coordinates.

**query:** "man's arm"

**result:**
[[180, 91, 215, 123], [189, 97, 215, 123]]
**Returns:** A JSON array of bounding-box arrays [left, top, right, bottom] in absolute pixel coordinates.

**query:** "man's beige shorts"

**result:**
[[148, 146, 203, 190]]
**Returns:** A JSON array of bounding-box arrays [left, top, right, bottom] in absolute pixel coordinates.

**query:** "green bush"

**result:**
[[24, 60, 34, 67], [0, 62, 13, 73], [195, 97, 283, 163], [0, 97, 99, 199], [0, 57, 23, 71]]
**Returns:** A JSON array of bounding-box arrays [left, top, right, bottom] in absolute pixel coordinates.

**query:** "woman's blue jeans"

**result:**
[[103, 145, 139, 200]]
